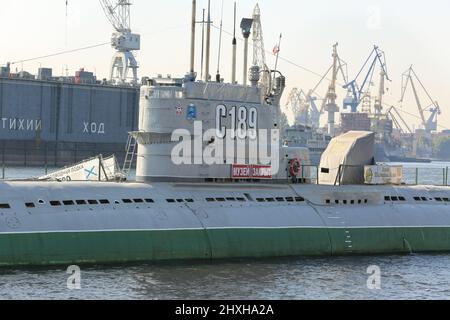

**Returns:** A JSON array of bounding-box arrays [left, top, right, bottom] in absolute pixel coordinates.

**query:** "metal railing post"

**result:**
[[316, 166, 319, 185], [444, 168, 446, 186], [445, 167, 448, 186]]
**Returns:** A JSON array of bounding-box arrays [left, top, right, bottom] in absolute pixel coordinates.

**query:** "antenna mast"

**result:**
[[231, 2, 237, 84], [204, 0, 211, 82], [189, 0, 197, 77], [216, 0, 225, 82], [65, 1, 69, 47]]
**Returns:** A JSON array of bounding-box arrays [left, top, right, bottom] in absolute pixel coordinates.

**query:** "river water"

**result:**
[[0, 163, 449, 300]]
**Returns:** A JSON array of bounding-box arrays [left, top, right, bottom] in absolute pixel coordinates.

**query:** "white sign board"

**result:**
[[39, 155, 120, 182]]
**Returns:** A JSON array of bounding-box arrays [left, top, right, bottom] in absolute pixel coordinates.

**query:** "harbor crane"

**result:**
[[400, 66, 441, 133], [343, 46, 389, 113], [385, 106, 413, 135], [99, 0, 140, 85], [285, 88, 321, 128], [286, 44, 347, 135], [324, 43, 347, 136]]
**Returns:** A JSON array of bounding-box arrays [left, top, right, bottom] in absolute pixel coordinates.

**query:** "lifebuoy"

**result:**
[[289, 158, 301, 177]]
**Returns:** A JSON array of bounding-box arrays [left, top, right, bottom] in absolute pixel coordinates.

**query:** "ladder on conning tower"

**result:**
[[122, 134, 137, 177]]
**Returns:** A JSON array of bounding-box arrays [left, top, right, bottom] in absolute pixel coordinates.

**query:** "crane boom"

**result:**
[[343, 45, 389, 113], [400, 66, 441, 133], [410, 77, 426, 126], [99, 0, 131, 32]]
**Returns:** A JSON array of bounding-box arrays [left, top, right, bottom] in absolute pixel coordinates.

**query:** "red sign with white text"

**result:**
[[232, 164, 272, 179]]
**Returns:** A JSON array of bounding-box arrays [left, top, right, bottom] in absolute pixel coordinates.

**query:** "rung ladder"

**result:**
[[122, 134, 137, 177]]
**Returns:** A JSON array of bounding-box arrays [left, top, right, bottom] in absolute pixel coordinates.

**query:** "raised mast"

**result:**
[[231, 2, 237, 84], [189, 0, 196, 78], [204, 0, 211, 82]]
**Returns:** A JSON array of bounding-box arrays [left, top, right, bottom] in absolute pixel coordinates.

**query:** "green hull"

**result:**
[[1, 227, 450, 266]]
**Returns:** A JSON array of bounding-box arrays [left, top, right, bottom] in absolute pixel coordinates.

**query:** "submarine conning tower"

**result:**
[[133, 73, 308, 183], [133, 1, 312, 183]]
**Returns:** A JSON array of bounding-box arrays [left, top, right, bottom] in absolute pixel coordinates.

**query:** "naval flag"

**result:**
[[273, 45, 280, 55]]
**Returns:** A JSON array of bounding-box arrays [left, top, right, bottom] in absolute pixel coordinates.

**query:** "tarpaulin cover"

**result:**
[[319, 131, 375, 185]]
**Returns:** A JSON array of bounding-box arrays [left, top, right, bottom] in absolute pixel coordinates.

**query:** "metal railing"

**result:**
[[296, 164, 450, 187]]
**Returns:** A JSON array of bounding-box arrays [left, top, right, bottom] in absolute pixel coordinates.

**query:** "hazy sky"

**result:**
[[1, 0, 449, 130]]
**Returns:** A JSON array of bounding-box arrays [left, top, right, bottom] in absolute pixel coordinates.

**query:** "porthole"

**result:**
[[76, 200, 87, 205], [25, 202, 35, 208], [50, 201, 61, 207], [38, 199, 46, 204], [63, 200, 75, 206]]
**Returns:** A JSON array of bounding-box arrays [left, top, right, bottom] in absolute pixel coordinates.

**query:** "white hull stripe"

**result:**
[[1, 225, 450, 235]]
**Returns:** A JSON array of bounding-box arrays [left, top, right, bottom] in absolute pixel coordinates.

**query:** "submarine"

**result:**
[[1, 2, 450, 267]]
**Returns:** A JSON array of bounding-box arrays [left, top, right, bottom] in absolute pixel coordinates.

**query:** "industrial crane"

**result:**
[[400, 66, 441, 133], [343, 46, 389, 113], [385, 106, 413, 135], [285, 88, 321, 128], [99, 0, 140, 85], [323, 43, 347, 136], [285, 44, 347, 135]]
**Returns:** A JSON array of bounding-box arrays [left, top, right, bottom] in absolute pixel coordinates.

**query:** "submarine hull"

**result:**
[[1, 181, 450, 266]]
